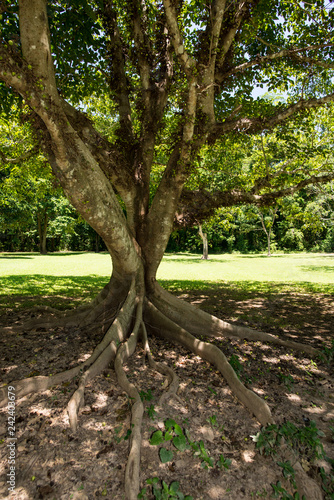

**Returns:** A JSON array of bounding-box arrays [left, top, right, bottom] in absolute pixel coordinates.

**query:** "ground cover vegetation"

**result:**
[[0, 253, 334, 499], [1, 1, 334, 498]]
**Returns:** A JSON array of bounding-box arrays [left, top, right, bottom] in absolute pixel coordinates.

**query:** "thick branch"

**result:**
[[197, 0, 226, 122], [1, 4, 141, 274], [18, 0, 58, 101], [102, 0, 135, 145], [209, 93, 334, 140], [144, 77, 200, 278], [216, 0, 254, 68], [0, 145, 40, 165], [162, 0, 196, 77], [177, 171, 334, 225], [216, 42, 334, 83]]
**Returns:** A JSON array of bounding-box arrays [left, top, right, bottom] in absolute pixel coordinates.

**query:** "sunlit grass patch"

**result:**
[[0, 252, 333, 314]]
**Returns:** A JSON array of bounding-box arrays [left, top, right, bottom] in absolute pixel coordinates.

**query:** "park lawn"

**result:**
[[159, 252, 334, 285], [0, 251, 333, 311]]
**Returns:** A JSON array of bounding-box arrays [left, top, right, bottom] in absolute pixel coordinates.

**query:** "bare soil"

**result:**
[[0, 284, 333, 500]]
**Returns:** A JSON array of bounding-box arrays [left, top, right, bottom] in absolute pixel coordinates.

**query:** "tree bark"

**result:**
[[259, 207, 278, 256], [37, 211, 48, 255], [198, 224, 209, 260]]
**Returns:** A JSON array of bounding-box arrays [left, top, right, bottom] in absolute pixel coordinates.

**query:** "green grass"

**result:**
[[158, 252, 334, 284], [0, 251, 333, 311]]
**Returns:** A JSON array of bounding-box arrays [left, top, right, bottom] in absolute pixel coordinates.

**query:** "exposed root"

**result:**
[[0, 365, 82, 408], [0, 280, 136, 409], [114, 300, 144, 500], [67, 343, 118, 432], [2, 276, 129, 334], [145, 300, 274, 426], [151, 284, 321, 358], [141, 321, 182, 406]]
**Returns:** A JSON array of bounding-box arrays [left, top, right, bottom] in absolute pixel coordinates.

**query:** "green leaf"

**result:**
[[165, 418, 177, 429], [169, 481, 180, 493], [173, 435, 189, 452], [164, 428, 174, 441], [147, 477, 160, 485], [149, 431, 164, 446], [159, 448, 174, 463], [174, 424, 183, 436], [162, 480, 169, 492]]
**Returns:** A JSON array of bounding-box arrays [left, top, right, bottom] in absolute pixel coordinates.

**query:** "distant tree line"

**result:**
[[2, 184, 332, 255], [167, 186, 334, 255]]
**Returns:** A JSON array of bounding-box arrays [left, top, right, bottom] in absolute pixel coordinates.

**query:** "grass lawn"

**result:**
[[0, 251, 333, 311]]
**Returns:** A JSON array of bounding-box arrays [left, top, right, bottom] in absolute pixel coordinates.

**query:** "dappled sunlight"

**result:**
[[1, 364, 18, 376], [287, 393, 302, 403], [241, 449, 255, 463], [262, 356, 280, 364]]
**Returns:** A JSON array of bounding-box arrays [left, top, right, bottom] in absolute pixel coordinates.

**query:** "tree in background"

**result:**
[[1, 2, 334, 497], [177, 102, 334, 256], [0, 108, 82, 253]]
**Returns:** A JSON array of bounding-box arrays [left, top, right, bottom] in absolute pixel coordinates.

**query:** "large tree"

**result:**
[[1, 1, 334, 497]]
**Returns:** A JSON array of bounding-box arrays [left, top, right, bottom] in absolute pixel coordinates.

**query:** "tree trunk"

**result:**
[[37, 212, 48, 255], [259, 207, 278, 257], [267, 232, 271, 256], [95, 232, 100, 253], [198, 224, 209, 260]]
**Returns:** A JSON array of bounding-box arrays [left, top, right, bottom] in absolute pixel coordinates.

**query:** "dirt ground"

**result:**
[[0, 283, 333, 500]]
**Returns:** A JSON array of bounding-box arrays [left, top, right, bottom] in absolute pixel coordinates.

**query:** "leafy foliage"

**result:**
[[138, 477, 193, 500], [251, 420, 324, 461]]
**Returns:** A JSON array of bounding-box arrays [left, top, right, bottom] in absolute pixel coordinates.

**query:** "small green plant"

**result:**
[[251, 424, 279, 456], [253, 421, 329, 500], [146, 404, 157, 420], [271, 481, 305, 500], [217, 454, 232, 470], [149, 418, 189, 463], [250, 489, 268, 498], [149, 418, 230, 471], [114, 424, 133, 443], [277, 461, 296, 489], [139, 389, 154, 402], [319, 339, 334, 364], [185, 431, 214, 469], [228, 354, 243, 378], [277, 373, 294, 392], [101, 485, 108, 496], [319, 464, 334, 499], [208, 386, 217, 396], [138, 478, 193, 500], [251, 420, 324, 461], [329, 420, 334, 440], [207, 414, 218, 427]]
